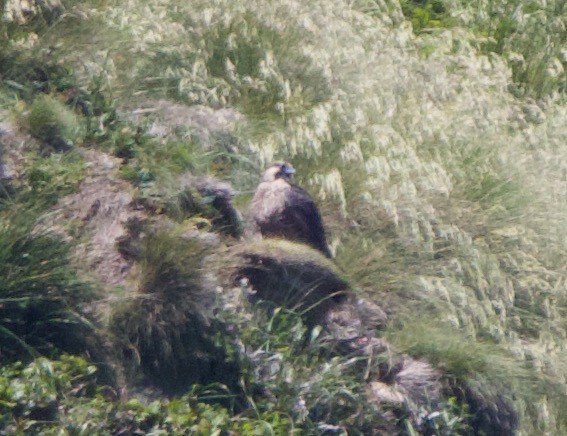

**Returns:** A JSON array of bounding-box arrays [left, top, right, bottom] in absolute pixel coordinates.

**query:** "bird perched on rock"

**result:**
[[251, 162, 332, 258]]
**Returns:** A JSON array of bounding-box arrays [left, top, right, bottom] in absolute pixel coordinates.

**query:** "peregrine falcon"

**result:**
[[251, 162, 332, 258]]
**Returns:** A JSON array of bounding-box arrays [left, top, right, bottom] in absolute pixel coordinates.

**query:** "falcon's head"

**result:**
[[261, 161, 296, 182]]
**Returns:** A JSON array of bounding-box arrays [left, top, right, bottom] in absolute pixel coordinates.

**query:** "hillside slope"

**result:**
[[1, 0, 566, 433]]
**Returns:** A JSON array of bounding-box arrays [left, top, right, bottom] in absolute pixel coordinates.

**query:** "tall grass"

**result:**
[[63, 1, 566, 430], [109, 230, 239, 395], [1, 0, 566, 431], [0, 211, 97, 361], [452, 0, 567, 98]]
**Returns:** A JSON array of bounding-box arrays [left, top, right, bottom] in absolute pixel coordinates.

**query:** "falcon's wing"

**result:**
[[284, 185, 332, 257]]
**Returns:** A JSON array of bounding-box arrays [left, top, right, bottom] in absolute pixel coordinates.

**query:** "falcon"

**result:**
[[251, 162, 332, 258]]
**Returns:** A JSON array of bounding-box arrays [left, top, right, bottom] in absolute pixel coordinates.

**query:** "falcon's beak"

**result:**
[[284, 166, 296, 176]]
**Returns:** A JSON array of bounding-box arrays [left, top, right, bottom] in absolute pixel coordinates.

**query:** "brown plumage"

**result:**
[[251, 162, 332, 258]]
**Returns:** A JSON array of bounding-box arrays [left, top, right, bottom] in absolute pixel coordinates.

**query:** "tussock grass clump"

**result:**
[[0, 212, 97, 362], [110, 230, 238, 395], [386, 318, 540, 433], [231, 239, 350, 325], [169, 179, 244, 238], [128, 174, 244, 238], [399, 0, 567, 97], [203, 12, 333, 118], [469, 0, 567, 98], [28, 94, 81, 151]]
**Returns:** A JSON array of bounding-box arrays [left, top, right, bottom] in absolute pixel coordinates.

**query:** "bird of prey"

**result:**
[[251, 162, 332, 258]]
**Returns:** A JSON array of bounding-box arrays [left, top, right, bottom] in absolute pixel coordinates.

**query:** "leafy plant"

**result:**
[[405, 396, 471, 436], [0, 355, 97, 432], [0, 355, 293, 434]]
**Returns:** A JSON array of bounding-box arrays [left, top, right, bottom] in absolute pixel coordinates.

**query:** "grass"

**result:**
[[402, 0, 567, 98], [1, 0, 566, 433], [28, 94, 82, 151], [386, 318, 524, 381], [109, 229, 240, 395], [0, 121, 94, 362], [0, 211, 97, 362], [16, 150, 87, 211]]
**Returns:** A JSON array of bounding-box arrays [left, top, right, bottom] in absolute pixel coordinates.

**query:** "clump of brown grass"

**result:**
[[110, 229, 238, 395]]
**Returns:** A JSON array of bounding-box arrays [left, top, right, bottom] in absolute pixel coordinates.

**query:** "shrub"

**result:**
[[224, 305, 394, 434]]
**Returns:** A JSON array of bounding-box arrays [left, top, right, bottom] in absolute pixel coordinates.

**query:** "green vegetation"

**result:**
[[399, 0, 567, 98], [28, 94, 81, 151], [20, 151, 87, 210], [0, 355, 290, 434], [109, 230, 240, 396], [469, 0, 567, 98], [230, 308, 392, 433], [0, 0, 566, 433], [0, 212, 97, 362], [400, 0, 454, 32]]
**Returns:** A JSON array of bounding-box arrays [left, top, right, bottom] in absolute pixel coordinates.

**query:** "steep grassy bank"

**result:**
[[1, 0, 566, 433]]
